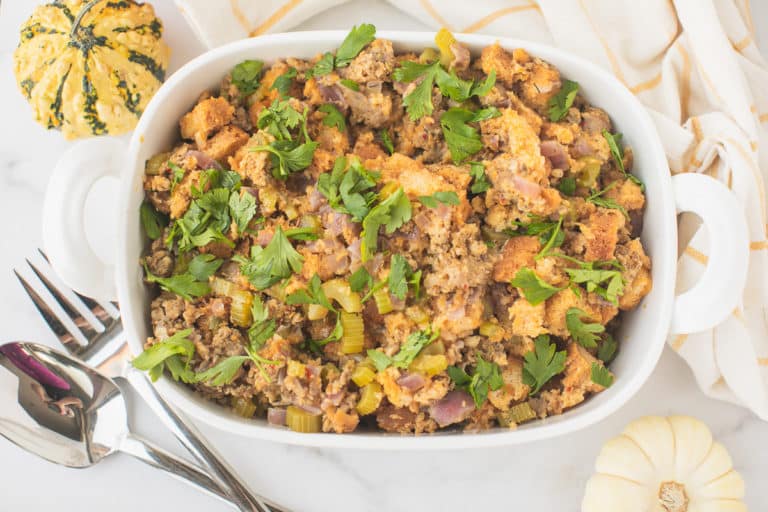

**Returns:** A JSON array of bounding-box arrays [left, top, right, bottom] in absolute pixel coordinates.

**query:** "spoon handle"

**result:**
[[125, 369, 275, 512], [119, 433, 234, 506]]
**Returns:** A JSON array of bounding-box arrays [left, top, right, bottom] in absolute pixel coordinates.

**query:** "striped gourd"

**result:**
[[13, 0, 170, 139]]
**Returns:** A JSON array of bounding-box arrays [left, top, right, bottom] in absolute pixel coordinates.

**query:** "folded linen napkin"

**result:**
[[175, 0, 768, 420]]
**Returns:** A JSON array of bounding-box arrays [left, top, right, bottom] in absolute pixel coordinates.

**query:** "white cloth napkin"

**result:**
[[175, 0, 768, 420]]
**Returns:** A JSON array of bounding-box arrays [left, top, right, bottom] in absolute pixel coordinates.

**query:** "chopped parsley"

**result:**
[[270, 67, 297, 97], [231, 59, 264, 96], [253, 100, 318, 179], [565, 307, 605, 349], [317, 156, 380, 221], [597, 334, 618, 363], [522, 335, 566, 395], [132, 329, 195, 381], [335, 24, 376, 67], [510, 267, 563, 305], [234, 226, 304, 289], [602, 130, 644, 190], [360, 188, 412, 261], [440, 107, 500, 164], [340, 78, 360, 91], [187, 254, 223, 282], [286, 274, 336, 311], [447, 354, 504, 408], [140, 201, 168, 240], [590, 362, 614, 387], [547, 79, 579, 121], [417, 191, 459, 208], [143, 264, 210, 301], [380, 129, 394, 155], [587, 182, 628, 218], [349, 266, 373, 293], [168, 161, 185, 191], [228, 190, 257, 234], [558, 176, 576, 196], [393, 60, 497, 120], [563, 261, 624, 305], [469, 161, 491, 194], [319, 103, 346, 131], [388, 254, 422, 300], [309, 52, 334, 77], [367, 327, 438, 371]]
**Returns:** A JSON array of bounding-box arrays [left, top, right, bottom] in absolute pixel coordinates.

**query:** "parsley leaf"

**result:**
[[470, 70, 497, 97], [602, 130, 625, 173], [533, 216, 564, 259], [590, 362, 614, 387], [380, 129, 394, 155], [317, 156, 379, 221], [257, 99, 303, 141], [418, 191, 460, 208], [547, 79, 579, 122], [565, 307, 605, 349], [340, 78, 360, 91], [255, 140, 319, 180], [140, 201, 168, 240], [597, 334, 618, 363], [168, 162, 185, 192], [270, 67, 297, 97], [388, 254, 422, 301], [510, 267, 563, 306], [231, 60, 264, 96], [586, 182, 629, 219], [234, 226, 304, 289], [188, 254, 223, 281], [361, 188, 412, 261], [522, 335, 567, 395], [367, 349, 392, 372], [558, 177, 576, 196], [469, 161, 491, 194], [349, 266, 373, 293], [143, 265, 210, 301], [194, 356, 249, 386], [447, 354, 504, 408], [440, 107, 500, 163], [335, 24, 376, 67], [284, 226, 320, 241], [564, 266, 624, 305], [248, 318, 276, 351], [367, 327, 438, 372], [132, 329, 194, 378], [309, 52, 334, 77], [394, 60, 441, 120], [319, 103, 346, 131], [286, 273, 336, 311], [229, 190, 257, 234]]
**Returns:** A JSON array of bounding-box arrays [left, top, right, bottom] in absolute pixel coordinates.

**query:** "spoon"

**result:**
[[0, 341, 233, 506]]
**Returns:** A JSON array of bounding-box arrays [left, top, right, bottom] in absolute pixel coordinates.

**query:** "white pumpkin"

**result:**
[[582, 416, 746, 512]]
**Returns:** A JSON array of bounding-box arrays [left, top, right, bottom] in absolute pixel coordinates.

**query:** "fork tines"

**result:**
[[14, 250, 120, 356]]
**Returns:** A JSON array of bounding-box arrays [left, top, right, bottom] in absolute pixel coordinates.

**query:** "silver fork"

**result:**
[[15, 250, 281, 512]]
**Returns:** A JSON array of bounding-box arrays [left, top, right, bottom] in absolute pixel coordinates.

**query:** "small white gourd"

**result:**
[[582, 416, 746, 512]]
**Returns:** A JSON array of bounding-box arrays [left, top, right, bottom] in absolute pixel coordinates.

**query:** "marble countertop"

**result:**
[[1, 1, 767, 510]]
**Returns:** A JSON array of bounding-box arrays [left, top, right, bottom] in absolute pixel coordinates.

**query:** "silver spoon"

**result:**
[[0, 341, 234, 506]]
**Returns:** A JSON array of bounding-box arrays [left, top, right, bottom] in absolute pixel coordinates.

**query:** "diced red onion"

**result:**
[[449, 42, 471, 71], [185, 150, 222, 170], [267, 408, 287, 426], [318, 84, 347, 109], [540, 140, 569, 170], [571, 137, 594, 158], [429, 390, 475, 427], [298, 404, 322, 415], [397, 373, 426, 391], [512, 175, 542, 198]]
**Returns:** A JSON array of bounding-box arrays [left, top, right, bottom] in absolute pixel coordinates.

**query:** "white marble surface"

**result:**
[[1, 1, 767, 510]]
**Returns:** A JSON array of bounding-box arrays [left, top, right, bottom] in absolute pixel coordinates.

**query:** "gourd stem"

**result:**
[[70, 0, 101, 37]]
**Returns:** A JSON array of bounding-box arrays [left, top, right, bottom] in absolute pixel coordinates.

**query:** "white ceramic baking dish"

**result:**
[[42, 31, 749, 449]]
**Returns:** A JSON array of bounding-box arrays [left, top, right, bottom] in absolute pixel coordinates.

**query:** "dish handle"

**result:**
[[670, 173, 749, 333], [42, 138, 126, 301]]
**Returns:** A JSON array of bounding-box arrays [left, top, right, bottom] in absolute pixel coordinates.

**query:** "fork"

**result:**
[[14, 250, 281, 512]]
